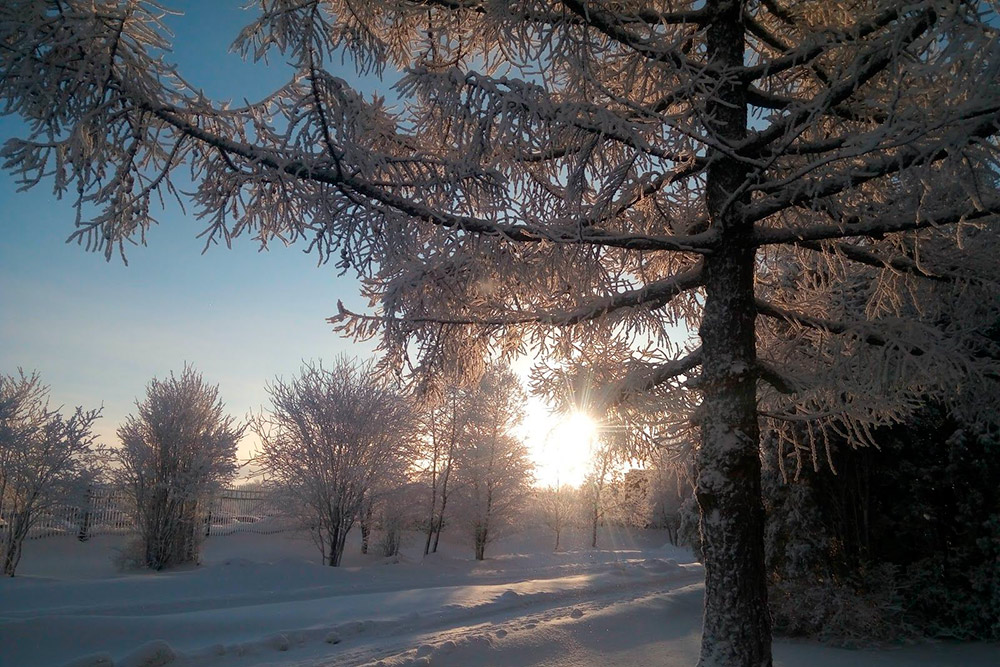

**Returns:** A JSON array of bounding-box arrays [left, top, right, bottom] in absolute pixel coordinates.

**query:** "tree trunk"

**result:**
[[360, 500, 373, 556], [78, 486, 92, 542], [328, 522, 341, 567], [474, 524, 488, 561], [694, 2, 772, 666], [591, 503, 599, 549], [432, 461, 452, 553], [2, 540, 18, 577], [2, 516, 26, 577], [425, 410, 439, 557]]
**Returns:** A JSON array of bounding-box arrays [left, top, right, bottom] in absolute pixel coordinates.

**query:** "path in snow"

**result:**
[[2, 529, 998, 667]]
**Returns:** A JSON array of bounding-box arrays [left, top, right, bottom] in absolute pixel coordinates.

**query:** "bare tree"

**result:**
[[0, 370, 101, 576], [417, 387, 468, 555], [116, 366, 242, 570], [647, 465, 693, 547], [539, 482, 575, 552], [582, 440, 618, 549], [253, 358, 415, 566], [2, 2, 999, 663], [454, 367, 534, 560]]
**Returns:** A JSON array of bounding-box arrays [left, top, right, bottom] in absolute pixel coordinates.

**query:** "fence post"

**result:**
[[78, 486, 93, 542]]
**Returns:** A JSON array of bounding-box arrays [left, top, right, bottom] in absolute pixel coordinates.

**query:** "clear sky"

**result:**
[[0, 1, 591, 485], [0, 2, 377, 457]]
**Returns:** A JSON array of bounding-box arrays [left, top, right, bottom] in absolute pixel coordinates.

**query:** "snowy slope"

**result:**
[[1, 529, 997, 667]]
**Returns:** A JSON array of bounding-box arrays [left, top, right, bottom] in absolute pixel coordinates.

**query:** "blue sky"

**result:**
[[0, 2, 617, 485], [0, 2, 376, 452]]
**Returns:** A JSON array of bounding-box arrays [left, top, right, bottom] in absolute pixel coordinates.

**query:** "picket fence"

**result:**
[[0, 486, 297, 540]]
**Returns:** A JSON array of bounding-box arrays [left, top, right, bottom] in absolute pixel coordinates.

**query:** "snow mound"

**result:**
[[119, 640, 176, 667], [63, 652, 114, 667], [267, 633, 291, 651], [640, 557, 680, 572]]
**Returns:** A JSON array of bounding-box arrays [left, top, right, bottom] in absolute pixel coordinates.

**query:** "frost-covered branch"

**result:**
[[755, 199, 1000, 246], [560, 0, 709, 70], [334, 263, 703, 329], [794, 239, 998, 287], [755, 298, 928, 354]]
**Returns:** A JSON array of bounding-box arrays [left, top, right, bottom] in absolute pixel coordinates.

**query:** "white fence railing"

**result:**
[[0, 485, 297, 541]]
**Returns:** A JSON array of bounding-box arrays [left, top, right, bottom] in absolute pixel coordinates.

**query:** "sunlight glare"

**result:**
[[530, 411, 598, 488]]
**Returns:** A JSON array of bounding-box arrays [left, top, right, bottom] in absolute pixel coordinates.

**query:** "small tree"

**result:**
[[540, 482, 576, 552], [609, 468, 654, 528], [647, 465, 693, 546], [417, 386, 470, 556], [254, 358, 415, 566], [582, 441, 618, 549], [116, 366, 242, 570], [0, 370, 101, 576], [454, 367, 534, 560]]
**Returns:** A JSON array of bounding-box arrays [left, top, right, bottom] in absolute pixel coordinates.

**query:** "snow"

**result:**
[[1, 529, 997, 666]]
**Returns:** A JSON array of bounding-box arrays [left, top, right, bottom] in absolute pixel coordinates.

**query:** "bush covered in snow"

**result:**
[[0, 370, 102, 576], [115, 366, 242, 571], [253, 358, 416, 567]]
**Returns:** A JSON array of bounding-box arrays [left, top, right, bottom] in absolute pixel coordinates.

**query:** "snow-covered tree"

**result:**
[[3, 2, 999, 663], [454, 367, 534, 560], [116, 365, 242, 570], [646, 464, 692, 546], [539, 482, 576, 551], [253, 358, 415, 566], [0, 370, 102, 576], [581, 439, 618, 548], [416, 386, 470, 555]]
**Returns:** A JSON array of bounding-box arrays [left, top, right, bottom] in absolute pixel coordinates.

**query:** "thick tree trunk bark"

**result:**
[[695, 2, 772, 666]]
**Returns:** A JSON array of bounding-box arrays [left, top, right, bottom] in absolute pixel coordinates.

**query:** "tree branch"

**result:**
[[755, 298, 925, 355], [745, 106, 1000, 224], [740, 4, 905, 83], [141, 103, 717, 253], [754, 200, 1000, 246], [741, 9, 935, 155], [332, 264, 704, 328], [794, 239, 997, 286], [559, 0, 709, 70], [617, 347, 704, 402], [755, 360, 803, 395]]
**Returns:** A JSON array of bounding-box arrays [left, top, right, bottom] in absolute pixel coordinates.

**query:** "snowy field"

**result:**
[[1, 528, 997, 667]]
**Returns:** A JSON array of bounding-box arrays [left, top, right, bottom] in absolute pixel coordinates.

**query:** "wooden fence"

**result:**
[[0, 485, 296, 541]]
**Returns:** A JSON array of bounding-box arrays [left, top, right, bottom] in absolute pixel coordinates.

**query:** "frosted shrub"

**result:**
[[116, 366, 242, 570], [0, 371, 101, 576], [253, 358, 415, 567], [769, 564, 905, 645]]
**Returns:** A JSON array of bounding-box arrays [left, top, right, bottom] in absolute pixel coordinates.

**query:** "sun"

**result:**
[[527, 411, 599, 488]]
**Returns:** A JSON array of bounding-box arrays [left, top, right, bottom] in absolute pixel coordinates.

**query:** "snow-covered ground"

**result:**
[[1, 528, 997, 667]]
